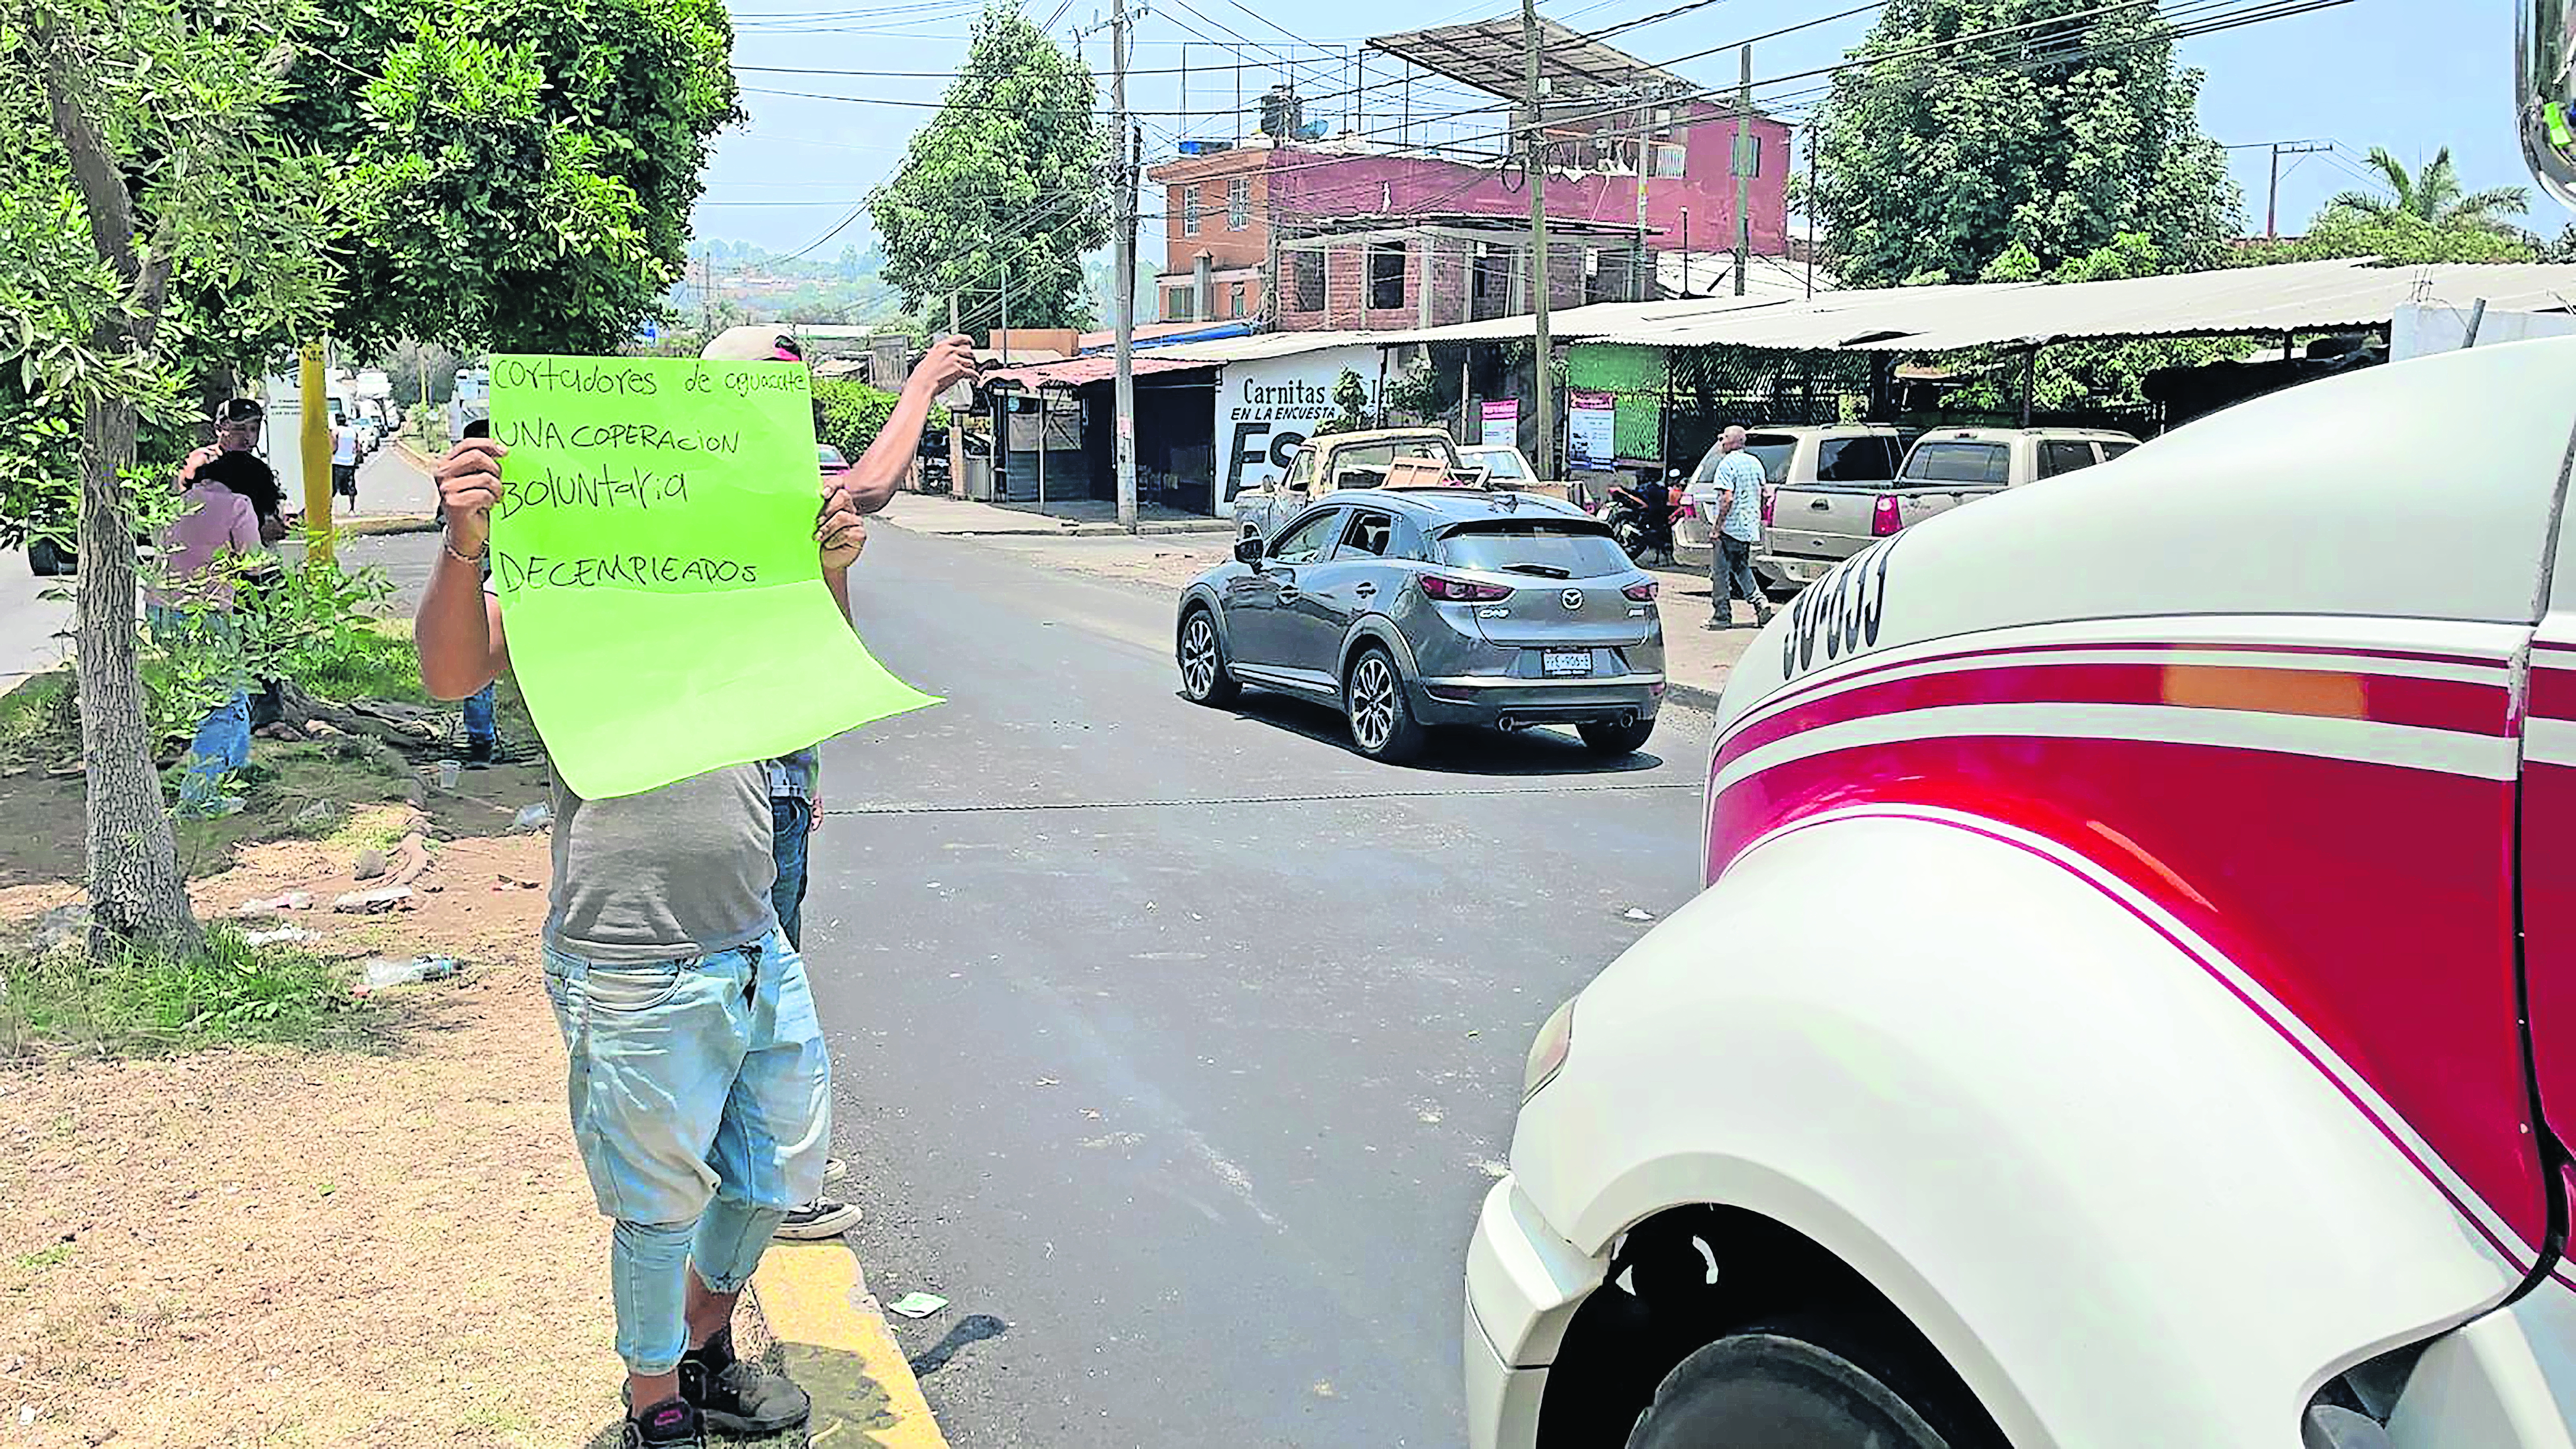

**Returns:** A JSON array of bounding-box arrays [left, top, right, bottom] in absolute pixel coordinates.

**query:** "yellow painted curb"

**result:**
[[751, 1242, 950, 1449]]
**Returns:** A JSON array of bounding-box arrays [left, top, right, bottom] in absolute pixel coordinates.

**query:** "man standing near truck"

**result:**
[[1696, 426, 1773, 630]]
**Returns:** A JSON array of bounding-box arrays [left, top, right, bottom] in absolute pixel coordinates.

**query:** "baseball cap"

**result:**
[[212, 398, 265, 426], [701, 326, 804, 363]]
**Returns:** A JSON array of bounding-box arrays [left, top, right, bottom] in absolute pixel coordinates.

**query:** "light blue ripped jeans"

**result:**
[[541, 930, 832, 1375]]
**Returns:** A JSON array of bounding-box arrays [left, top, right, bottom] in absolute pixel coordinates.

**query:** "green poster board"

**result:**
[[488, 355, 937, 800]]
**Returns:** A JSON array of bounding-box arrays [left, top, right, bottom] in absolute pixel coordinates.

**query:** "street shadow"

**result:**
[[1210, 690, 1672, 779], [907, 1312, 1008, 1378]]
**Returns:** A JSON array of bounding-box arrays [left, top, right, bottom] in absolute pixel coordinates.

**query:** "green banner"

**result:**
[[488, 354, 937, 800]]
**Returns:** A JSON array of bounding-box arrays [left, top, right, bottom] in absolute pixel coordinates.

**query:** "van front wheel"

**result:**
[[1626, 1327, 1982, 1449]]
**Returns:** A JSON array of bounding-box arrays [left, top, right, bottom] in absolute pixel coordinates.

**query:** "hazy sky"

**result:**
[[695, 0, 2524, 264]]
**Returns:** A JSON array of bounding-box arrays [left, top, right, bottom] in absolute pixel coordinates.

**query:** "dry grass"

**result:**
[[0, 834, 663, 1447]]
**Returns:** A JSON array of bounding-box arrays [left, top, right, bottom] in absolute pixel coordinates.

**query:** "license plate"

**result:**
[[1542, 650, 1593, 677], [1785, 560, 1823, 581]]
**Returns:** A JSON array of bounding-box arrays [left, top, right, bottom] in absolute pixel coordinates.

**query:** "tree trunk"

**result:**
[[39, 27, 199, 953], [73, 390, 201, 952]]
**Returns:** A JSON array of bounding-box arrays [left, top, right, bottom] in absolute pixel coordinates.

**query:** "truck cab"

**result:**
[[1231, 427, 1464, 543], [1464, 338, 2576, 1449]]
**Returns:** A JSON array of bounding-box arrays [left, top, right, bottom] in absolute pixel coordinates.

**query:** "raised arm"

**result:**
[[826, 335, 978, 517], [417, 438, 512, 699]]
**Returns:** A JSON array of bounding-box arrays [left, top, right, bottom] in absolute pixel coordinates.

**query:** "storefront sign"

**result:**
[[1214, 345, 1381, 515], [1479, 399, 1519, 449], [1568, 389, 1617, 466]]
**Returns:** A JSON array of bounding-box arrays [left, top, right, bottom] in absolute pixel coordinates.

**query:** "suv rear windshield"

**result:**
[[1904, 440, 2010, 484], [1816, 435, 1901, 482], [1438, 522, 1631, 579]]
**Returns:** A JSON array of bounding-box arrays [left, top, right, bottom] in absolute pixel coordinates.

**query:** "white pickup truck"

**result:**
[[1755, 425, 2138, 591], [1464, 337, 2576, 1449]]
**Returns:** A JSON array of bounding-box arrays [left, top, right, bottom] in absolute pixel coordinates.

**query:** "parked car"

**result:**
[[1676, 425, 1915, 598], [1231, 427, 1466, 543], [1753, 425, 2138, 591], [1464, 340, 2576, 1449], [1178, 487, 1664, 763], [818, 442, 849, 478]]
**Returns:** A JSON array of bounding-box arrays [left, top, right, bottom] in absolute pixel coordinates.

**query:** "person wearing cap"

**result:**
[[182, 400, 288, 543], [414, 328, 975, 1449]]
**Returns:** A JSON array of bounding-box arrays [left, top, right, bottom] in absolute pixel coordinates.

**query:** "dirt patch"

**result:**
[[0, 824, 814, 1448], [0, 775, 82, 891], [0, 833, 624, 1447]]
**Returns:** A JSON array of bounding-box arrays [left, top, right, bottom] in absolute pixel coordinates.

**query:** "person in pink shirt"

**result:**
[[150, 451, 270, 816]]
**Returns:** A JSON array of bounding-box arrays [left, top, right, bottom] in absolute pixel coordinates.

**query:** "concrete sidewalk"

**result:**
[[872, 504, 1763, 708]]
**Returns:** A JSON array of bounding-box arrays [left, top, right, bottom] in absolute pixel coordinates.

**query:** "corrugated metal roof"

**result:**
[[1353, 259, 2576, 352], [981, 354, 1214, 390], [1146, 330, 1391, 363]]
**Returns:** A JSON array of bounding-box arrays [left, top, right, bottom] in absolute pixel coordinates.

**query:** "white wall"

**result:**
[[1212, 345, 1382, 517], [2393, 301, 2576, 360]]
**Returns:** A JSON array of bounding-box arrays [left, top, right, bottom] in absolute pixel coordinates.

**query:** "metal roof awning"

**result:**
[[1366, 14, 1698, 105], [981, 355, 1214, 391], [1358, 259, 2576, 352]]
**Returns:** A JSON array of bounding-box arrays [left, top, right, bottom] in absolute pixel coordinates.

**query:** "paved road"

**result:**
[[0, 547, 75, 695], [799, 526, 1709, 1447], [343, 511, 1713, 1446]]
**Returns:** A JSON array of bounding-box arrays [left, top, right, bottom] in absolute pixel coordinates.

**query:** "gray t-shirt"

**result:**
[[546, 763, 778, 964]]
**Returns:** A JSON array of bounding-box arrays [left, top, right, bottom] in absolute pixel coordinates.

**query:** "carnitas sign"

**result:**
[[1215, 346, 1382, 515]]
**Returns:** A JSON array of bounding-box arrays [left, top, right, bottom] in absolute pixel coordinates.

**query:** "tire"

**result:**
[[1177, 606, 1240, 706], [1578, 717, 1656, 756], [1342, 645, 1425, 763], [1627, 1319, 2000, 1449]]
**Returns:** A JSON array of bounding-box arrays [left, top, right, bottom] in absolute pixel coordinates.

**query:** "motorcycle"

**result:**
[[1599, 469, 1685, 565]]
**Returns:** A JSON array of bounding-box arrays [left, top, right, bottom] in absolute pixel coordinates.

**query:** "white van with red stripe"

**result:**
[[1464, 337, 2576, 1449]]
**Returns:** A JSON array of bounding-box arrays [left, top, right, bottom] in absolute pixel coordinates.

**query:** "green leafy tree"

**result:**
[[2235, 212, 2539, 266], [1807, 0, 2241, 287], [2321, 147, 2531, 235], [5, 0, 335, 949], [289, 0, 740, 355], [869, 4, 1109, 330]]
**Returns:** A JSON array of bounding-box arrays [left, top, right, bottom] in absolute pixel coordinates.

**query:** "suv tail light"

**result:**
[[1760, 485, 1776, 526], [1419, 574, 1513, 603], [1622, 580, 1657, 602], [1871, 494, 1903, 537]]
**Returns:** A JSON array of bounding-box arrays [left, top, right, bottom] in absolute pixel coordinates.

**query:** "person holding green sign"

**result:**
[[413, 335, 973, 1449]]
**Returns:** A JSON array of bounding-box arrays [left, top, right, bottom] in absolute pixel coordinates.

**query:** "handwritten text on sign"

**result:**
[[488, 354, 938, 801]]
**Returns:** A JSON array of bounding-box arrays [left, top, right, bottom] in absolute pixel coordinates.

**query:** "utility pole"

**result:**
[[1112, 0, 1140, 532], [1520, 0, 1553, 480], [299, 341, 332, 559], [2266, 140, 2330, 238], [1805, 122, 1817, 299], [949, 292, 964, 498], [1732, 43, 1751, 297]]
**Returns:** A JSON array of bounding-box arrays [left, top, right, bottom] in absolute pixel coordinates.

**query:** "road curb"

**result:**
[[340, 514, 440, 537], [749, 1241, 949, 1447], [1664, 680, 1725, 712]]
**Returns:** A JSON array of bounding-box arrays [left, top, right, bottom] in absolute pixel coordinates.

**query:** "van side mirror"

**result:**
[[1233, 535, 1266, 568]]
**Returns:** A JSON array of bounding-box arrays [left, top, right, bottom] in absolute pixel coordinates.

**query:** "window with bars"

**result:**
[[1183, 185, 1201, 236], [1227, 177, 1250, 230]]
